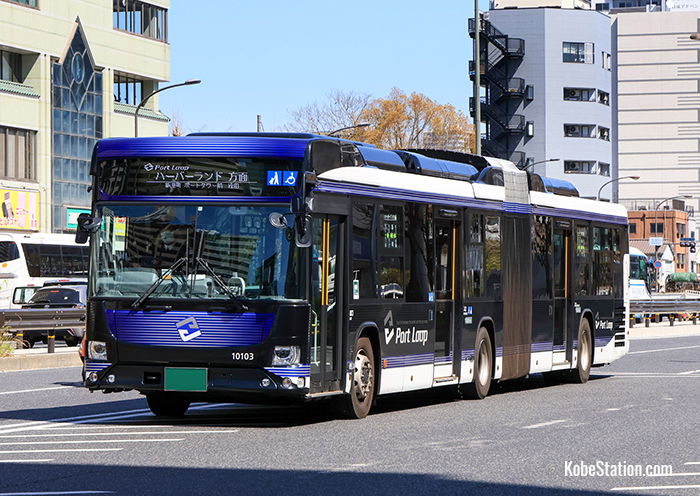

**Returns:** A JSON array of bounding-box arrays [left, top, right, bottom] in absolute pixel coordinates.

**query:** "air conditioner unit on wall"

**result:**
[[566, 89, 578, 99], [565, 125, 578, 136]]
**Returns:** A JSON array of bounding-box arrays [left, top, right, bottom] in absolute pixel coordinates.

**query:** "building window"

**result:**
[[0, 50, 22, 83], [113, 0, 168, 42], [677, 223, 686, 237], [564, 160, 596, 174], [563, 42, 594, 64], [598, 126, 610, 141], [564, 124, 596, 138], [563, 87, 594, 102], [650, 223, 663, 234], [2, 0, 38, 7], [598, 90, 610, 105], [0, 126, 36, 181], [114, 74, 143, 105], [678, 253, 686, 268], [629, 223, 637, 234], [602, 52, 611, 70], [598, 162, 610, 177]]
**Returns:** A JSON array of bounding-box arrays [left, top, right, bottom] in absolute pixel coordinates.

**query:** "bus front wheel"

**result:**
[[337, 337, 376, 419], [460, 326, 493, 399], [146, 392, 190, 417]]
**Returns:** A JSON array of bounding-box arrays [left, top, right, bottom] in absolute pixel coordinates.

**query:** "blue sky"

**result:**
[[159, 1, 489, 134]]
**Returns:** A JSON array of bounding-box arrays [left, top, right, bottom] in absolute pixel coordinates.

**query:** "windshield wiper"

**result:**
[[131, 257, 188, 309], [193, 257, 248, 312]]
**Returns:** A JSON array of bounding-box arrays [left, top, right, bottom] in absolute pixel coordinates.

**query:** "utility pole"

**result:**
[[473, 0, 481, 156]]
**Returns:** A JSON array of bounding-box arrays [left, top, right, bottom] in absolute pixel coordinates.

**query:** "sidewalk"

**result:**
[[0, 346, 81, 373], [629, 319, 700, 340]]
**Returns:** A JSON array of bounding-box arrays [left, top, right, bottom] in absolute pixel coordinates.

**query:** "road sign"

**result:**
[[648, 237, 664, 246], [653, 260, 662, 269], [681, 237, 695, 242]]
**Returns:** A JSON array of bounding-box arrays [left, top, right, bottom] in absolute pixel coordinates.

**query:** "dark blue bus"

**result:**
[[77, 133, 629, 419]]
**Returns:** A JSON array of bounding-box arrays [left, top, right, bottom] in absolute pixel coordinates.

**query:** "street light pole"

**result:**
[[521, 157, 559, 171], [652, 194, 692, 291], [596, 175, 640, 201], [474, 0, 481, 156], [134, 79, 201, 137], [326, 123, 371, 137]]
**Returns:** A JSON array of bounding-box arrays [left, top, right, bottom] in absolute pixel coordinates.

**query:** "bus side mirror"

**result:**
[[75, 213, 101, 244], [294, 213, 311, 248]]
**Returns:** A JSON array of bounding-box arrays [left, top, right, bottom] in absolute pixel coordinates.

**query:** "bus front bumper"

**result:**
[[84, 363, 309, 402]]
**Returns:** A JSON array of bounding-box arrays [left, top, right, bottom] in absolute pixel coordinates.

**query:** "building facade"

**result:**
[[0, 0, 170, 233], [595, 4, 700, 241], [471, 6, 615, 200]]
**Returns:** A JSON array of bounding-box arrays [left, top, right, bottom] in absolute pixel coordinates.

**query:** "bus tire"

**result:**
[[338, 337, 376, 419], [65, 337, 80, 347], [460, 326, 493, 399], [569, 319, 592, 384], [146, 392, 190, 417]]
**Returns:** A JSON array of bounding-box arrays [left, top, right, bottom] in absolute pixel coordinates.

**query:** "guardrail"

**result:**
[[629, 299, 700, 327], [0, 308, 85, 353]]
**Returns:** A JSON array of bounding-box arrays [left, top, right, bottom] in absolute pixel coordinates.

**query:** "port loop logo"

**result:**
[[176, 317, 202, 342]]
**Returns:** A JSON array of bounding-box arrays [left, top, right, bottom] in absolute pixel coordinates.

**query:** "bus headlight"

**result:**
[[88, 341, 108, 361], [272, 346, 300, 366]]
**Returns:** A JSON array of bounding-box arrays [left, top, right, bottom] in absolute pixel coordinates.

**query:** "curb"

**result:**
[[0, 352, 82, 373]]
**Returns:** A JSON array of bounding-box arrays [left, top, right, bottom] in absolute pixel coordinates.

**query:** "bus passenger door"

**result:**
[[553, 222, 571, 365], [310, 215, 343, 393], [433, 218, 459, 381]]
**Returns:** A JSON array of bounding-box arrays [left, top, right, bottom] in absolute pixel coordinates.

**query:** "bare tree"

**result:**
[[285, 89, 372, 135]]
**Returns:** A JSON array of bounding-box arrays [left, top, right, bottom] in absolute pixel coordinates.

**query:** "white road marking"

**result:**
[[0, 438, 184, 446], [0, 429, 239, 439], [0, 459, 53, 463], [0, 386, 71, 396], [0, 403, 223, 435], [628, 344, 700, 355], [522, 419, 568, 429], [595, 374, 700, 379], [612, 484, 700, 491], [0, 448, 122, 454], [685, 462, 700, 465], [0, 492, 114, 495], [678, 369, 700, 375]]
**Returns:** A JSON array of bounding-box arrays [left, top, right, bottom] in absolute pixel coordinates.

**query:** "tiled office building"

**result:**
[[0, 0, 170, 233]]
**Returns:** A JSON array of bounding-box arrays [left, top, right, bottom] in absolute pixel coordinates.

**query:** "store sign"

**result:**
[[0, 189, 39, 231], [66, 207, 91, 229], [649, 237, 664, 247], [666, 0, 700, 11]]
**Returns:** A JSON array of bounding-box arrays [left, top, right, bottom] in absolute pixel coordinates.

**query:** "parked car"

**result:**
[[20, 285, 87, 347]]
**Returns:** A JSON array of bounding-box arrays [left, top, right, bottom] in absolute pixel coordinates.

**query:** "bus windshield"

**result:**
[[94, 204, 307, 301]]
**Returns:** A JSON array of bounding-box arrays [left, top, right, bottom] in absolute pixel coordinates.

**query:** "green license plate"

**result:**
[[164, 368, 208, 392]]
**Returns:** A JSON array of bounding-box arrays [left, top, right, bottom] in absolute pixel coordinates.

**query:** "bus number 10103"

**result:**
[[232, 352, 254, 361]]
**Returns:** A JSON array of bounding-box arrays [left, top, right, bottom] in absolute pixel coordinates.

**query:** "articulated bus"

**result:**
[[0, 232, 90, 308], [77, 133, 629, 419]]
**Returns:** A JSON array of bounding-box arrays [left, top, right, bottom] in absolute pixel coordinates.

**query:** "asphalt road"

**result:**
[[0, 335, 698, 496]]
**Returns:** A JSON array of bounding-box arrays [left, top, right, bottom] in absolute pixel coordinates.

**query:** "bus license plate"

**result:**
[[164, 368, 207, 392]]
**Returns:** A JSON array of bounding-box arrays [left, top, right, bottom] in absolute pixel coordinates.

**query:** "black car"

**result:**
[[20, 285, 87, 347]]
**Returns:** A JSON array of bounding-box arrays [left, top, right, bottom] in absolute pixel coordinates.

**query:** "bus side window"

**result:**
[[0, 241, 20, 262], [467, 213, 484, 298], [405, 204, 433, 302], [532, 215, 552, 300], [379, 205, 404, 299], [575, 225, 591, 296], [484, 216, 501, 299], [351, 202, 377, 299]]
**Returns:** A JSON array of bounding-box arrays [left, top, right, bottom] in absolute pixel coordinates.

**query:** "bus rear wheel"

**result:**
[[146, 392, 190, 417], [460, 326, 493, 399], [568, 319, 592, 384], [337, 337, 375, 419]]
